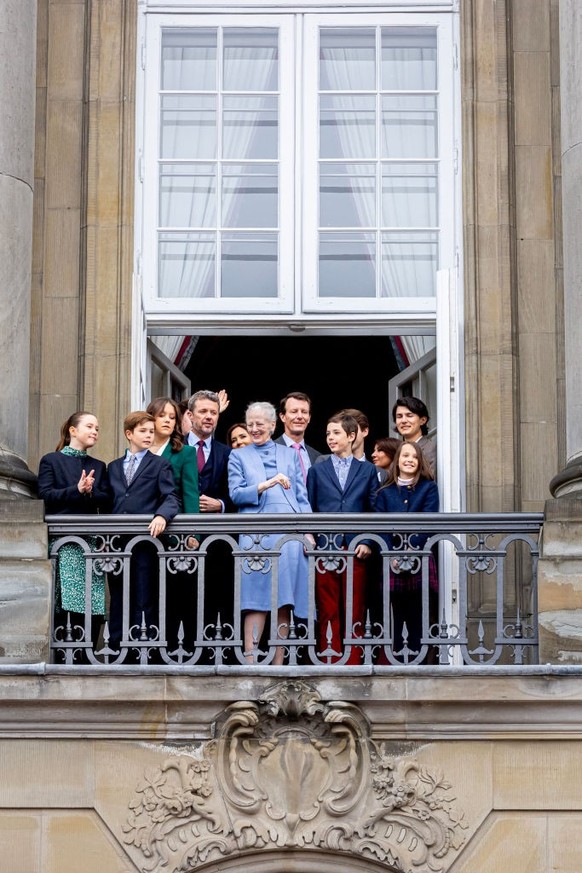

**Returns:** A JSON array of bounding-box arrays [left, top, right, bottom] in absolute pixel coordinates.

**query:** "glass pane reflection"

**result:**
[[381, 27, 437, 91], [221, 234, 278, 297], [319, 232, 375, 297], [222, 163, 278, 228], [381, 232, 438, 297], [162, 28, 216, 91], [223, 29, 278, 91], [160, 95, 216, 159], [159, 233, 215, 298], [159, 163, 216, 228], [320, 29, 375, 91]]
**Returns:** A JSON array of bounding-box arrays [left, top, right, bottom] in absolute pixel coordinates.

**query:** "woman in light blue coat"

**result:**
[[228, 401, 312, 663]]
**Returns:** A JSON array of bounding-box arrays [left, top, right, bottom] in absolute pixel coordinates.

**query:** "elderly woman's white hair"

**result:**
[[245, 401, 277, 433]]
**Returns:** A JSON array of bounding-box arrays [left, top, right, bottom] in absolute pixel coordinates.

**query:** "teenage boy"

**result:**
[[108, 411, 180, 650], [392, 396, 436, 474], [306, 413, 378, 663]]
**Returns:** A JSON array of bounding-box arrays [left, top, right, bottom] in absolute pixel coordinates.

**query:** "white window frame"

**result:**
[[301, 12, 456, 315], [140, 14, 296, 315], [137, 6, 460, 326]]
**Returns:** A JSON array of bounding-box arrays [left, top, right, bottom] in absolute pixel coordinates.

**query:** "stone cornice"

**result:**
[[1, 666, 582, 740]]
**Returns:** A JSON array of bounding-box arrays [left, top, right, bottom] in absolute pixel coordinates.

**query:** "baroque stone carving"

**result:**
[[123, 681, 467, 872]]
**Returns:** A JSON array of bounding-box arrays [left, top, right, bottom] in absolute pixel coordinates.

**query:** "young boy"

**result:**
[[307, 413, 378, 663], [107, 411, 180, 651]]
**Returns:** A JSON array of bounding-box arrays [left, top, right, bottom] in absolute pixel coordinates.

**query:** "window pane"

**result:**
[[320, 95, 376, 159], [381, 232, 438, 297], [319, 232, 376, 297], [381, 27, 437, 91], [382, 95, 437, 158], [160, 95, 216, 159], [382, 163, 437, 227], [221, 234, 278, 297], [320, 163, 376, 228], [159, 233, 215, 298], [223, 29, 278, 91], [320, 29, 375, 91], [223, 96, 278, 159], [222, 163, 278, 228], [161, 29, 216, 91], [159, 163, 216, 228]]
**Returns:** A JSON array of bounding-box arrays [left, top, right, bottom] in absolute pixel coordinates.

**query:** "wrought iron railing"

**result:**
[[46, 512, 542, 667]]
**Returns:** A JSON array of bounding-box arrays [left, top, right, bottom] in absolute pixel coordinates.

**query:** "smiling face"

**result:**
[[280, 397, 311, 441], [397, 443, 420, 480], [229, 425, 252, 449], [394, 405, 427, 442], [326, 422, 355, 458], [246, 411, 275, 446], [154, 402, 177, 442], [69, 415, 99, 451]]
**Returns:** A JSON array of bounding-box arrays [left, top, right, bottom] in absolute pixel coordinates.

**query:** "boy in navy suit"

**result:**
[[307, 413, 377, 663], [108, 411, 180, 652]]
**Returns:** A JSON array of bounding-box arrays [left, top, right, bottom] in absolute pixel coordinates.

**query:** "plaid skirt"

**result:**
[[387, 552, 438, 593]]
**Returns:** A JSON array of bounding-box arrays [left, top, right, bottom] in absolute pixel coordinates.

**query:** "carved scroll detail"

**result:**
[[123, 681, 467, 872]]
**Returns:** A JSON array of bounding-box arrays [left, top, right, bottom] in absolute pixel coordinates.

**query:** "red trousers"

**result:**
[[315, 555, 367, 664]]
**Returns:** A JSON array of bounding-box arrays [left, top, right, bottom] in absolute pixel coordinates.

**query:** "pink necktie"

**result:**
[[292, 442, 307, 484], [196, 440, 205, 473]]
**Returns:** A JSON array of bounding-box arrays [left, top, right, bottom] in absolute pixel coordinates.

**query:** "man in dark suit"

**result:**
[[108, 411, 180, 651], [275, 392, 321, 483], [307, 413, 378, 664], [185, 390, 233, 653], [186, 389, 233, 512]]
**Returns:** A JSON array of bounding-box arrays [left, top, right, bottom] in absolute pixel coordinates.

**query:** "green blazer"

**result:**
[[161, 443, 200, 513]]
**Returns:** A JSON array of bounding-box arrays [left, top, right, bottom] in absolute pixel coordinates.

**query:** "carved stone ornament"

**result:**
[[122, 681, 468, 872]]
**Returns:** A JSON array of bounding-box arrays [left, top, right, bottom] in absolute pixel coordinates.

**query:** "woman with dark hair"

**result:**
[[375, 440, 439, 660], [38, 412, 110, 637], [147, 397, 200, 650], [371, 436, 401, 480], [227, 422, 252, 449], [147, 397, 199, 513]]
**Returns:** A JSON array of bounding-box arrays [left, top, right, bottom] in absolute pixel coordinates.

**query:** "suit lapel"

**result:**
[[343, 457, 361, 494], [128, 451, 153, 487], [322, 457, 342, 494]]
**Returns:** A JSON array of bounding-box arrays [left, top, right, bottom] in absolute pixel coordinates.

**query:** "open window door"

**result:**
[[146, 339, 191, 402], [388, 270, 463, 655]]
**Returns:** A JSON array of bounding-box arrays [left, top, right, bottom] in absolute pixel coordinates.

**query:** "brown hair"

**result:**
[[55, 412, 96, 451], [383, 440, 434, 489], [146, 397, 183, 452], [326, 413, 358, 439], [337, 407, 369, 432], [123, 411, 154, 433], [373, 437, 401, 461]]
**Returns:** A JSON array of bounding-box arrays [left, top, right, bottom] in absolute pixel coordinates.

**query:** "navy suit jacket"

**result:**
[[375, 476, 439, 550], [197, 438, 234, 512], [307, 456, 378, 547], [108, 452, 179, 522], [38, 451, 110, 515]]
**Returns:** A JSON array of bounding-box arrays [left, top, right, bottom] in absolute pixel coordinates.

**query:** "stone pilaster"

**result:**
[[0, 0, 37, 497], [550, 0, 582, 497]]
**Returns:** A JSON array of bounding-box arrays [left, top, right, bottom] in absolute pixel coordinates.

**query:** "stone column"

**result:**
[[538, 1, 582, 663], [550, 0, 582, 497], [0, 0, 37, 497]]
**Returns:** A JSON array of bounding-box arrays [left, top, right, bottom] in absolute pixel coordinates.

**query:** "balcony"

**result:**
[[45, 512, 542, 668]]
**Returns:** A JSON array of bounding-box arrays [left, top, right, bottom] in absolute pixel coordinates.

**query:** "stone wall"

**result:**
[[0, 672, 581, 872]]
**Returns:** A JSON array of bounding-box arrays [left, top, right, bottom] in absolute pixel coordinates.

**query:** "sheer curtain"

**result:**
[[158, 28, 278, 301]]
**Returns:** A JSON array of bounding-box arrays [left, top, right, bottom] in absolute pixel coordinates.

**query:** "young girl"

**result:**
[[38, 412, 110, 636], [375, 440, 439, 659], [146, 397, 200, 650]]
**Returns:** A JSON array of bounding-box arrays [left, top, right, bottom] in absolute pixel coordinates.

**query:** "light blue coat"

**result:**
[[228, 442, 312, 616]]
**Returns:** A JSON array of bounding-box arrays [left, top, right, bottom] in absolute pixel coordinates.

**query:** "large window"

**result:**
[[139, 9, 458, 321]]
